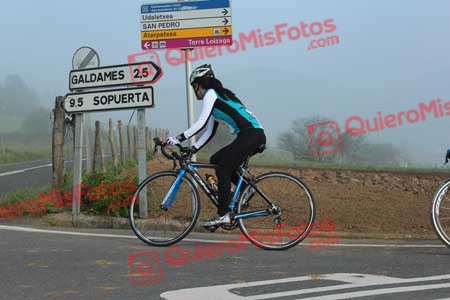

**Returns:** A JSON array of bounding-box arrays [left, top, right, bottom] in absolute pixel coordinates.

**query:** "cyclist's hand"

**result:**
[[165, 136, 181, 146]]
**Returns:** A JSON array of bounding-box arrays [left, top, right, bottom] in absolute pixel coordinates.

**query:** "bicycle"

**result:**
[[129, 138, 316, 250], [431, 154, 450, 248]]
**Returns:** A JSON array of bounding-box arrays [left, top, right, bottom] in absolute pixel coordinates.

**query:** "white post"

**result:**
[[84, 113, 93, 172], [73, 113, 83, 215], [184, 49, 196, 161], [137, 109, 148, 218]]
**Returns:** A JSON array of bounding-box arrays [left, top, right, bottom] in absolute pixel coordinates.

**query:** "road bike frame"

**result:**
[[160, 160, 277, 221]]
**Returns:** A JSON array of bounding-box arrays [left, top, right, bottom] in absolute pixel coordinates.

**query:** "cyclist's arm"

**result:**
[[193, 119, 219, 151], [176, 89, 216, 142]]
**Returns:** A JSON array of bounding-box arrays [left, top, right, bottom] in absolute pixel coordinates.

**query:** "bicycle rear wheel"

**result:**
[[129, 171, 200, 247], [431, 179, 450, 249], [238, 172, 315, 250]]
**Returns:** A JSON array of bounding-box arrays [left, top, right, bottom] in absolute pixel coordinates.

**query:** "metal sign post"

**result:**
[[71, 47, 100, 215], [72, 113, 83, 215], [137, 109, 148, 217], [140, 0, 232, 162], [184, 48, 196, 161]]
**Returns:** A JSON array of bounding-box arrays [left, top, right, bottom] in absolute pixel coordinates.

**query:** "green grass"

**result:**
[[0, 184, 60, 218], [1, 185, 51, 206], [0, 159, 139, 218], [0, 144, 51, 164]]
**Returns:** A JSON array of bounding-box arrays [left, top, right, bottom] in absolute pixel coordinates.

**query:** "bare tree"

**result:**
[[278, 116, 366, 162]]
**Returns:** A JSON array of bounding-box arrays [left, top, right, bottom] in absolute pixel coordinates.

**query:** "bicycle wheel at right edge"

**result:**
[[431, 179, 450, 249], [129, 171, 200, 247], [237, 172, 316, 250]]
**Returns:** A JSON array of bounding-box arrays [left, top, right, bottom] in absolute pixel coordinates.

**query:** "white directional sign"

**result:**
[[141, 17, 231, 31], [64, 86, 154, 114], [141, 8, 231, 23], [69, 62, 162, 91]]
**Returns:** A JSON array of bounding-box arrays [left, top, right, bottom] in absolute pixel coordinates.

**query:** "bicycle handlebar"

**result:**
[[153, 137, 192, 161]]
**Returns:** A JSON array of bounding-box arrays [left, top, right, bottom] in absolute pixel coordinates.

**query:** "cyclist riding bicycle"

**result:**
[[165, 64, 266, 227]]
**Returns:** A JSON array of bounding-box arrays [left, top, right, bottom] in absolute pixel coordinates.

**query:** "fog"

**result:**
[[1, 0, 449, 166]]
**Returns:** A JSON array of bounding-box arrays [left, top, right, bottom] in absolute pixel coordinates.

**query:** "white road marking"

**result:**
[[0, 225, 444, 249], [0, 155, 104, 177], [296, 283, 450, 300], [0, 225, 136, 238], [325, 243, 444, 248], [160, 273, 450, 300], [0, 159, 50, 168], [0, 163, 52, 177]]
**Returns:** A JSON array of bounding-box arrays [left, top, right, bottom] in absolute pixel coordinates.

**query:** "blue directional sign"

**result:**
[[141, 0, 230, 13], [140, 0, 232, 50]]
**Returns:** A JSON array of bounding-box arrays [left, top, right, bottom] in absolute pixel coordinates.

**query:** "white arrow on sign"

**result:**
[[161, 273, 450, 300], [64, 86, 154, 114], [141, 7, 231, 22], [69, 62, 162, 91], [141, 17, 232, 31]]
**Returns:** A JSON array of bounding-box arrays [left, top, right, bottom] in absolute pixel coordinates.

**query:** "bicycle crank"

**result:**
[[220, 219, 239, 231], [204, 225, 219, 233]]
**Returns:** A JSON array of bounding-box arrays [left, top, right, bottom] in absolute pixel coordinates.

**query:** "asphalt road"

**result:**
[[0, 160, 54, 196], [0, 156, 113, 196], [0, 225, 449, 300]]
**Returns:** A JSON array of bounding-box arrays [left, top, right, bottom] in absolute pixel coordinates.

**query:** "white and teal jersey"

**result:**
[[182, 89, 263, 150]]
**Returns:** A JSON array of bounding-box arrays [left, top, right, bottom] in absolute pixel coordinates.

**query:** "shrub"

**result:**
[[80, 170, 138, 217]]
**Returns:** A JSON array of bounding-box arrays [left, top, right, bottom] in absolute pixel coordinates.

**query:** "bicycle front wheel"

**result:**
[[129, 171, 200, 247], [238, 172, 315, 250], [431, 179, 450, 249]]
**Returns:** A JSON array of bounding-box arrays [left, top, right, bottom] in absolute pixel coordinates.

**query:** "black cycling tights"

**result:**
[[210, 128, 266, 216]]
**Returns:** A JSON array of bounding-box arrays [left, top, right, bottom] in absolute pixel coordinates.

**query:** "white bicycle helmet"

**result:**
[[190, 64, 215, 85]]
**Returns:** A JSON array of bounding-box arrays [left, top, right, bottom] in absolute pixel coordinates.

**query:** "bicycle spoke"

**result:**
[[129, 171, 200, 247], [432, 180, 450, 249], [238, 172, 315, 250]]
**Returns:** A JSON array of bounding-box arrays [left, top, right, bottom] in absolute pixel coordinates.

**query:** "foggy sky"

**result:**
[[1, 0, 449, 165]]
